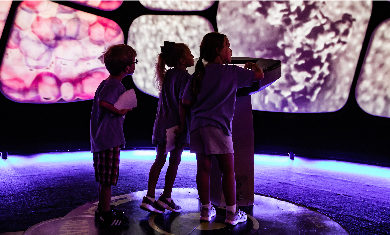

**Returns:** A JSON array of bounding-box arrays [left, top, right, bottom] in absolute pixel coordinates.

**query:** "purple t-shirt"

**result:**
[[90, 78, 126, 152], [182, 64, 254, 136], [152, 68, 191, 145]]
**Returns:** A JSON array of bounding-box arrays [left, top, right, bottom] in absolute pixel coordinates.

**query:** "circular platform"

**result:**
[[24, 188, 347, 234]]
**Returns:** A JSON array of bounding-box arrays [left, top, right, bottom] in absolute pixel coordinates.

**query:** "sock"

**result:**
[[146, 195, 155, 202], [226, 204, 236, 214], [202, 202, 212, 209]]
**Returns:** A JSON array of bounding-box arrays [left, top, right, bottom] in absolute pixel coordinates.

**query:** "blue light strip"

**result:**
[[253, 154, 390, 179], [1, 150, 389, 179]]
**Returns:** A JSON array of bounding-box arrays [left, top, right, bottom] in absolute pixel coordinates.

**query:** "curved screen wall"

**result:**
[[71, 0, 123, 11], [0, 0, 124, 103], [128, 15, 213, 97], [139, 0, 213, 11], [0, 1, 12, 37], [357, 19, 390, 118], [0, 0, 389, 119], [217, 1, 371, 113]]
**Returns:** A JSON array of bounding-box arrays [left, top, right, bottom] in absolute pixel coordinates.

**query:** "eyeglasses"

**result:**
[[129, 59, 138, 65]]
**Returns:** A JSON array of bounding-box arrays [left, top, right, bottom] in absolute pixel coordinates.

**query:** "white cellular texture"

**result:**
[[357, 19, 390, 118], [139, 0, 214, 11], [71, 0, 123, 11], [128, 15, 213, 97], [217, 1, 371, 113]]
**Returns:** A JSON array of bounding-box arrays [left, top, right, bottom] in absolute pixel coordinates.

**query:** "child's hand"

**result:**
[[245, 62, 264, 80], [244, 62, 255, 70], [244, 62, 261, 72], [174, 126, 184, 136], [174, 126, 185, 145], [118, 108, 131, 115]]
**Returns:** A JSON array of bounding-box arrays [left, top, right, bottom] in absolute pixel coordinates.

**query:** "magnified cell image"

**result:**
[[139, 0, 214, 11], [128, 15, 213, 97], [217, 0, 371, 113], [0, 0, 124, 103], [71, 0, 123, 11], [357, 19, 390, 118], [0, 1, 12, 37]]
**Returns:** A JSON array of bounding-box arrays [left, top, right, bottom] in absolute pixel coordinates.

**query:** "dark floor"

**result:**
[[1, 150, 390, 234], [22, 188, 347, 235]]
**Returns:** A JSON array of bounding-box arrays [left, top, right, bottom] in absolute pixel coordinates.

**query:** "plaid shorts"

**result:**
[[93, 147, 120, 186]]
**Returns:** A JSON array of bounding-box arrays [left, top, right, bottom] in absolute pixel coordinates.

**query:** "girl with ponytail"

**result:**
[[140, 41, 194, 214], [182, 32, 264, 225]]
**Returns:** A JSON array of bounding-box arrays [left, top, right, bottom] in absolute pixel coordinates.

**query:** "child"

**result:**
[[90, 44, 137, 228], [182, 32, 264, 225], [140, 41, 194, 213]]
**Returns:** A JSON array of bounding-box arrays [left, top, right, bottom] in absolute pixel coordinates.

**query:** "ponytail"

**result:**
[[156, 41, 188, 91], [191, 32, 226, 96], [191, 57, 205, 96], [156, 53, 166, 91]]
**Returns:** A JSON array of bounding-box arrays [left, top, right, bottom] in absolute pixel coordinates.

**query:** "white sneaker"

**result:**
[[225, 209, 247, 225], [200, 206, 216, 221]]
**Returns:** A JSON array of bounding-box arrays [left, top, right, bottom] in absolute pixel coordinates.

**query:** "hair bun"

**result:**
[[161, 41, 175, 56]]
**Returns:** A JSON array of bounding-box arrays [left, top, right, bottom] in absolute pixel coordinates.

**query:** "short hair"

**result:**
[[102, 44, 137, 76]]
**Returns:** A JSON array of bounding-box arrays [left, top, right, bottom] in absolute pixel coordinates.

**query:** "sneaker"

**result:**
[[95, 210, 129, 229], [95, 205, 128, 223], [200, 206, 216, 222], [140, 196, 164, 214], [157, 197, 182, 212], [225, 210, 247, 225]]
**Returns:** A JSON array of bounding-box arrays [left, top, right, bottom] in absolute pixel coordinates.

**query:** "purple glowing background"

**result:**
[[0, 0, 124, 103], [2, 150, 389, 180]]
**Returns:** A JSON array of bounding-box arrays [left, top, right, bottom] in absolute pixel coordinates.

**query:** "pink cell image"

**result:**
[[0, 1, 12, 37], [31, 16, 65, 48], [0, 0, 124, 103], [71, 0, 123, 11]]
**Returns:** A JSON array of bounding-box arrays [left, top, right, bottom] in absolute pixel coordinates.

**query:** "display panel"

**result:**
[[217, 1, 371, 113], [128, 15, 213, 97], [0, 0, 387, 117], [139, 0, 213, 11], [0, 0, 124, 103], [0, 1, 12, 37], [356, 19, 390, 118], [71, 0, 123, 11]]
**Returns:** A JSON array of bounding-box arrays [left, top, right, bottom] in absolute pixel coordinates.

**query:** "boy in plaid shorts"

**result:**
[[90, 44, 137, 228]]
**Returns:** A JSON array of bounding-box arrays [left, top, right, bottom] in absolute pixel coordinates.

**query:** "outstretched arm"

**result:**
[[99, 100, 130, 116]]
